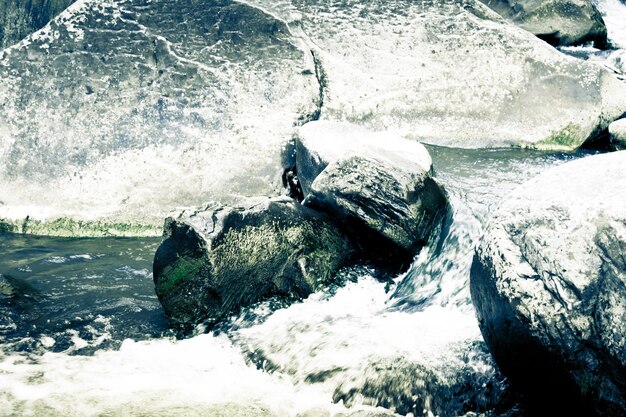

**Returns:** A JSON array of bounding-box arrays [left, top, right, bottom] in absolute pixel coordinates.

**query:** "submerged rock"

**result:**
[[609, 118, 626, 149], [478, 0, 607, 47], [153, 197, 353, 324], [0, 0, 318, 236], [0, 0, 75, 48], [246, 0, 626, 149], [471, 151, 626, 415]]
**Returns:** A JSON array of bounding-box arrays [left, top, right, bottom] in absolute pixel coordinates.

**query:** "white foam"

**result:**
[[0, 333, 390, 416], [594, 0, 626, 48]]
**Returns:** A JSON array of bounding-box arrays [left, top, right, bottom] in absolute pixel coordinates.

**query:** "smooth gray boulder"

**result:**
[[609, 118, 626, 149], [246, 0, 626, 149], [0, 0, 318, 236], [295, 121, 433, 197], [0, 0, 75, 48], [471, 151, 626, 415], [153, 197, 353, 325], [478, 0, 607, 46]]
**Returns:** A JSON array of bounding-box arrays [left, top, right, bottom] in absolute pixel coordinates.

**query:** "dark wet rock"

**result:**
[[609, 118, 626, 149], [0, 0, 75, 48], [0, 0, 318, 236], [471, 151, 626, 415], [332, 342, 506, 417], [305, 155, 448, 270], [153, 197, 353, 325], [297, 122, 447, 269], [478, 0, 607, 47]]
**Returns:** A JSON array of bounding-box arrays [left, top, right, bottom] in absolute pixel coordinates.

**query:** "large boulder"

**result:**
[[478, 0, 607, 47], [0, 0, 318, 236], [246, 0, 626, 149], [153, 197, 353, 324], [0, 0, 76, 48], [295, 121, 448, 269], [609, 118, 626, 149], [471, 151, 626, 415]]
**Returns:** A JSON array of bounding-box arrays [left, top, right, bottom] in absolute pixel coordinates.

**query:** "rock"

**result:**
[[245, 0, 626, 150], [478, 0, 607, 47], [0, 0, 318, 236], [153, 197, 353, 324], [470, 151, 626, 415], [0, 274, 16, 297], [0, 0, 76, 48], [295, 121, 433, 197], [609, 118, 626, 149], [304, 154, 448, 269], [295, 122, 446, 268]]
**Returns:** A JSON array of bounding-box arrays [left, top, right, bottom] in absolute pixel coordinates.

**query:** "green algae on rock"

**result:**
[[153, 197, 353, 325]]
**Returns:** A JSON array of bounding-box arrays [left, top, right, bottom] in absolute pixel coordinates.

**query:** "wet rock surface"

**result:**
[[305, 155, 447, 270], [478, 0, 607, 46], [153, 197, 353, 325], [247, 0, 626, 150], [0, 0, 318, 236], [609, 118, 626, 149], [295, 121, 433, 197], [295, 121, 447, 269], [471, 151, 626, 415], [1, 0, 626, 236]]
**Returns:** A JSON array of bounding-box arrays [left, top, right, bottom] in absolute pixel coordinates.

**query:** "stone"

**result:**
[[0, 274, 16, 297], [470, 151, 626, 415], [153, 197, 353, 324], [304, 154, 448, 270], [609, 118, 626, 149], [478, 0, 607, 47], [245, 0, 626, 150], [0, 0, 76, 48], [0, 0, 318, 236], [295, 121, 433, 197]]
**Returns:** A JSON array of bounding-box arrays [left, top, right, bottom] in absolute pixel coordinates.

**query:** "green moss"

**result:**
[[536, 124, 584, 151], [156, 256, 205, 297], [0, 217, 161, 237]]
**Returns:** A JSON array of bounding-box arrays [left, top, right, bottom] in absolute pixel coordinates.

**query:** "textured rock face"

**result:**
[[478, 0, 607, 46], [470, 151, 626, 415], [247, 0, 626, 149], [0, 0, 318, 236], [295, 121, 433, 197], [153, 197, 353, 324], [295, 121, 447, 268], [305, 155, 447, 268], [609, 118, 626, 149], [2, 0, 625, 237], [0, 274, 16, 298], [0, 0, 75, 47]]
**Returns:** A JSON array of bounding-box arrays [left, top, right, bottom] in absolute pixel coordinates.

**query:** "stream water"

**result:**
[[0, 146, 598, 417], [1, 0, 625, 415]]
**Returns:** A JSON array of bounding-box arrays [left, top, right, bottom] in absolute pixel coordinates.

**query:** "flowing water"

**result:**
[[1, 0, 625, 415], [0, 147, 598, 417]]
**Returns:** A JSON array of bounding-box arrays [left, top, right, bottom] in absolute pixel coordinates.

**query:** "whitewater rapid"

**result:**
[[0, 0, 625, 415]]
